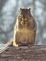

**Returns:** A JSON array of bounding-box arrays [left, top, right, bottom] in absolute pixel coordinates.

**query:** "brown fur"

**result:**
[[13, 8, 36, 46]]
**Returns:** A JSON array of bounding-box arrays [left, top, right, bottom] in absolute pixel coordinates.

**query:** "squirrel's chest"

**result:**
[[16, 28, 34, 39]]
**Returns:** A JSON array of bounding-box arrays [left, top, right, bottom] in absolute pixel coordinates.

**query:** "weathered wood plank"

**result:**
[[0, 45, 46, 61]]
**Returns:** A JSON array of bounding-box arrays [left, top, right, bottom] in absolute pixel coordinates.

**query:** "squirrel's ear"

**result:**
[[29, 8, 31, 10], [20, 8, 22, 11]]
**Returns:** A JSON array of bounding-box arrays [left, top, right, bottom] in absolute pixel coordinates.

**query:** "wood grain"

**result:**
[[0, 45, 46, 61]]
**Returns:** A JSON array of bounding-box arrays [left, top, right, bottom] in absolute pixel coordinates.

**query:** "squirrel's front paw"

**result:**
[[13, 41, 18, 47]]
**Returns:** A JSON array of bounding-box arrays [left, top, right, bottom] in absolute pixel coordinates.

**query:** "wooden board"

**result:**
[[0, 45, 46, 61]]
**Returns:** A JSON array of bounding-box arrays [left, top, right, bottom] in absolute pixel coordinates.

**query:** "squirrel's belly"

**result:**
[[15, 28, 35, 45]]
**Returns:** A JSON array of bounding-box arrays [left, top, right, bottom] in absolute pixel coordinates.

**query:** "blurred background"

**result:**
[[0, 0, 46, 46]]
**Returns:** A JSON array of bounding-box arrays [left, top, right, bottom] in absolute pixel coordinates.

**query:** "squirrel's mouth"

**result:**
[[21, 20, 28, 25]]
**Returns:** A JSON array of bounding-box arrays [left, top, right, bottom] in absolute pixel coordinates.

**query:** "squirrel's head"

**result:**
[[20, 8, 31, 18]]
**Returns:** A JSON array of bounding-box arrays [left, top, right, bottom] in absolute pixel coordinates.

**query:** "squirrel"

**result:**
[[12, 8, 37, 46]]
